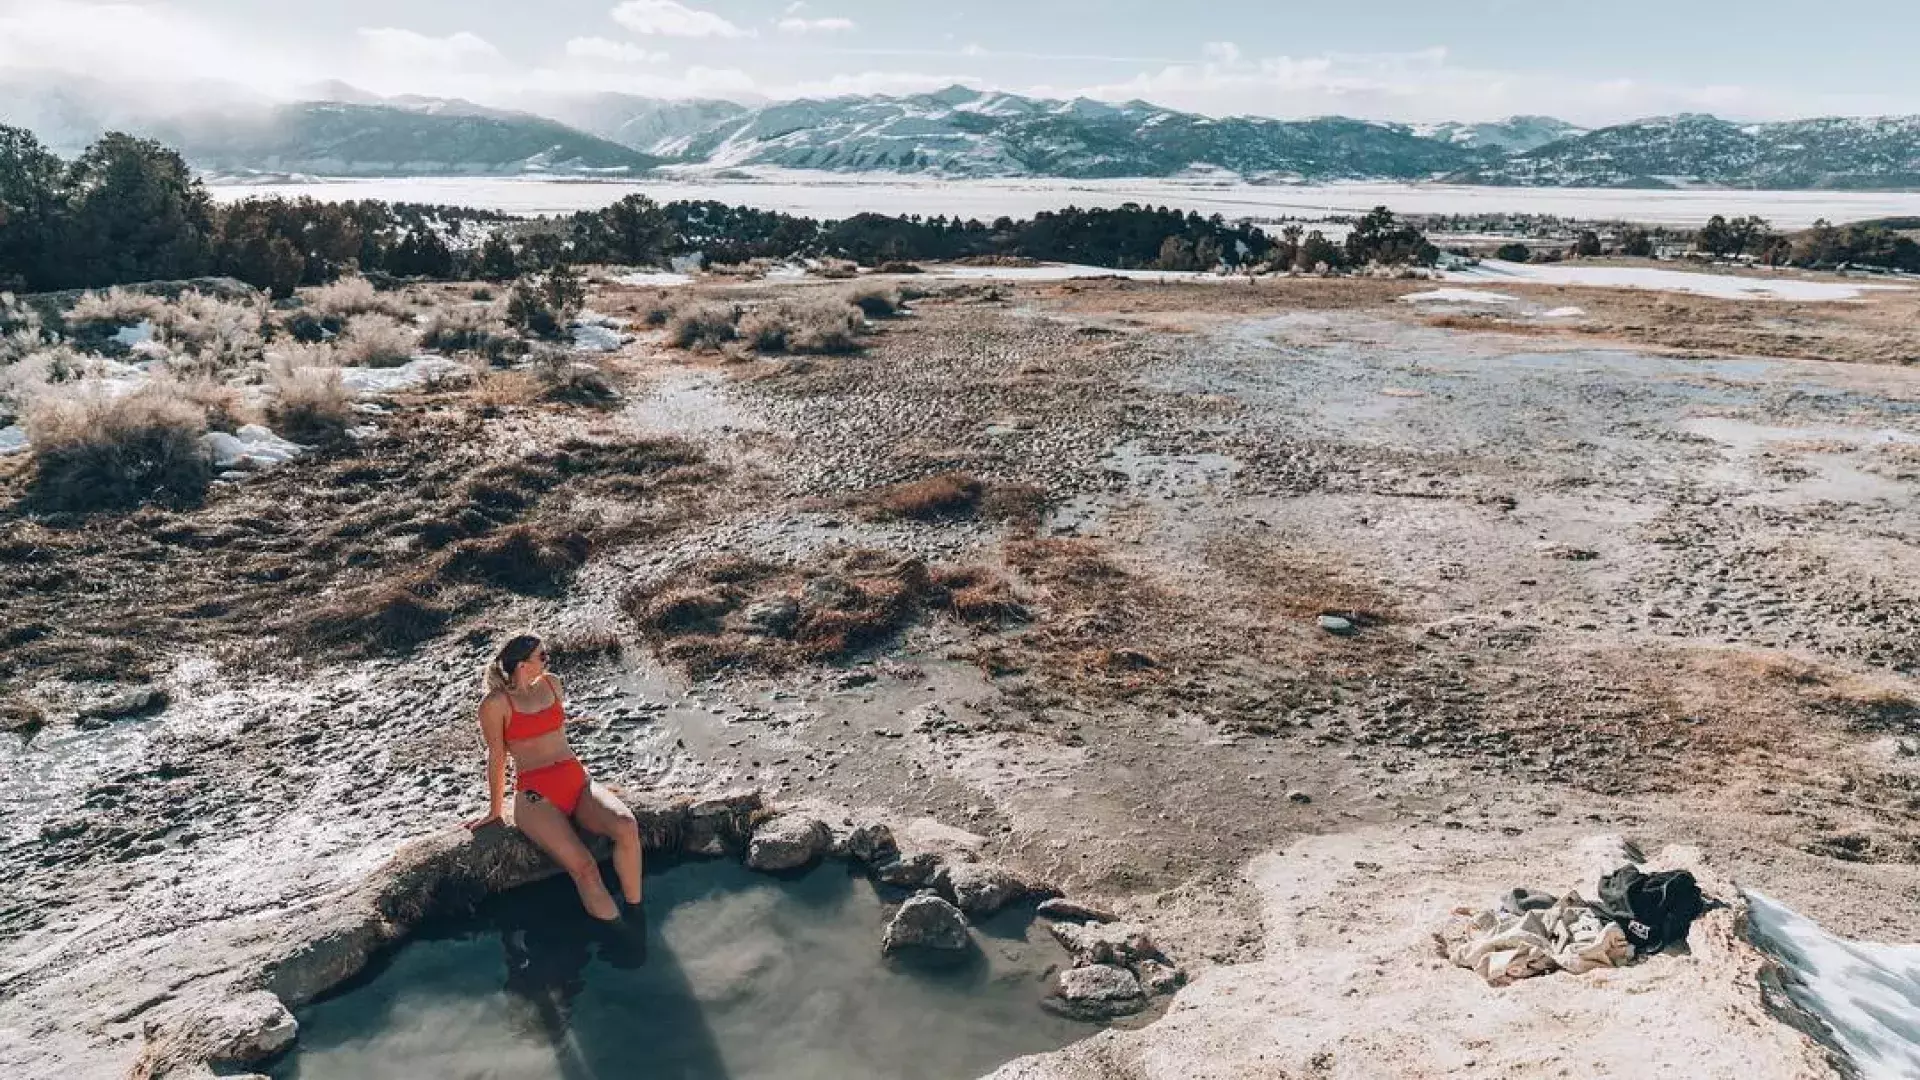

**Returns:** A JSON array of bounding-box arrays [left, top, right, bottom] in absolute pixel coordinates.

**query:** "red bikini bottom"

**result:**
[[516, 758, 590, 816]]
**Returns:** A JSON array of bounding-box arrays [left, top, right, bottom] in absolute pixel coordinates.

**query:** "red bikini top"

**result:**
[[503, 676, 565, 742]]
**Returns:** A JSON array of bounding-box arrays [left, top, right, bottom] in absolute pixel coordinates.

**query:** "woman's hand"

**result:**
[[465, 810, 507, 831]]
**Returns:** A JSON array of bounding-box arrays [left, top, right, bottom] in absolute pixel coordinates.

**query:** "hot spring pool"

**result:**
[[270, 859, 1097, 1080]]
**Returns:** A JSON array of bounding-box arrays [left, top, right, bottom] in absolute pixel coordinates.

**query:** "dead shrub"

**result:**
[[24, 382, 211, 511], [846, 282, 902, 318], [443, 523, 593, 595], [336, 314, 419, 368], [421, 303, 523, 363], [665, 303, 739, 350], [292, 579, 451, 655], [268, 362, 353, 445], [533, 349, 618, 406], [176, 378, 252, 433], [471, 369, 543, 410], [636, 291, 677, 326]]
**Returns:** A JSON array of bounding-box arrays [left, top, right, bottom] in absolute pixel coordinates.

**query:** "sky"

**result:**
[[1, 0, 1917, 125]]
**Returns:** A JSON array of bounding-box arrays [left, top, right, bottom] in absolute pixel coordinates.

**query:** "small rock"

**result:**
[[882, 894, 970, 954], [191, 990, 298, 1064], [81, 686, 170, 722], [875, 851, 940, 887], [1049, 921, 1161, 967], [936, 861, 1029, 917], [745, 814, 831, 872], [1134, 958, 1185, 995], [1036, 897, 1117, 924], [1317, 615, 1357, 637], [1047, 963, 1146, 1019], [839, 822, 899, 864], [834, 670, 877, 690], [1287, 790, 1312, 804]]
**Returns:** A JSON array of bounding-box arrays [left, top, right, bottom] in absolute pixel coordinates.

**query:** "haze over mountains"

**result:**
[[6, 76, 1920, 190]]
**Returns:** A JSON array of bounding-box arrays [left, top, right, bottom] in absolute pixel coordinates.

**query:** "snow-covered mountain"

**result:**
[[9, 76, 1920, 189], [1454, 113, 1920, 189]]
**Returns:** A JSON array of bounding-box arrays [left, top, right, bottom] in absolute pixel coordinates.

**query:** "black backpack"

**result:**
[[1597, 866, 1705, 954]]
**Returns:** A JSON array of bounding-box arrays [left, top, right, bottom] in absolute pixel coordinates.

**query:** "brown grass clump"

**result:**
[[421, 303, 524, 363], [336, 314, 420, 368], [175, 377, 252, 433], [846, 282, 901, 318], [291, 579, 452, 656], [665, 303, 739, 350], [740, 300, 864, 355], [442, 524, 593, 595], [544, 616, 624, 667], [66, 286, 168, 329], [268, 363, 353, 445], [24, 383, 211, 511], [307, 275, 408, 320], [862, 472, 986, 520], [621, 550, 1025, 677], [533, 350, 619, 406], [635, 291, 677, 326]]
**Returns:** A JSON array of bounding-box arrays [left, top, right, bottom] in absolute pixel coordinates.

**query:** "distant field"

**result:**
[[204, 169, 1920, 228]]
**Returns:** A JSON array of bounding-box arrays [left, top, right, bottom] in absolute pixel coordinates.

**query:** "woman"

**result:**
[[467, 633, 643, 921]]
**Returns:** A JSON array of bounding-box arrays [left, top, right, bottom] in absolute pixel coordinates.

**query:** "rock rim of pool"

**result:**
[[128, 786, 1178, 1079]]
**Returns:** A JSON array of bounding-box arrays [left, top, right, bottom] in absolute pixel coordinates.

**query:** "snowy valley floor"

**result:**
[[4, 270, 1920, 1077]]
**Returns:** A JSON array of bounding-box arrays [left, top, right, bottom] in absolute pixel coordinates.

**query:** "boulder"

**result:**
[[936, 861, 1030, 917], [834, 821, 899, 864], [745, 814, 831, 872], [1046, 963, 1146, 1020], [882, 894, 970, 954]]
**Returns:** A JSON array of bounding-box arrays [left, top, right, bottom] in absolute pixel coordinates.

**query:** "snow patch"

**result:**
[[924, 262, 1233, 283], [1399, 288, 1517, 305], [336, 356, 469, 395], [1448, 260, 1907, 302], [110, 321, 153, 347], [1746, 891, 1920, 1080], [570, 312, 632, 353], [202, 425, 305, 470], [616, 270, 694, 287], [0, 425, 27, 455], [1539, 306, 1587, 318]]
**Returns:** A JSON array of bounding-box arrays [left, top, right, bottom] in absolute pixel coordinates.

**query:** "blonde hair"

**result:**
[[482, 633, 543, 697]]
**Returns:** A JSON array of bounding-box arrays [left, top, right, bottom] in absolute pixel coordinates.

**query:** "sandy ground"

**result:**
[[4, 270, 1920, 1077]]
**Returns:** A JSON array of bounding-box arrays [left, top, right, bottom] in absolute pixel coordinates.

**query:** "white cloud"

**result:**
[[778, 16, 856, 34], [357, 28, 501, 68], [1066, 47, 1851, 127], [0, 1, 308, 93], [565, 36, 670, 65], [609, 0, 747, 38]]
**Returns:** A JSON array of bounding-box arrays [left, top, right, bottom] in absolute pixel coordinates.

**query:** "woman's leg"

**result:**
[[572, 783, 643, 906], [514, 793, 620, 921]]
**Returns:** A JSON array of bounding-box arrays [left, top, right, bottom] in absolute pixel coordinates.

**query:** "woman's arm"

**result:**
[[467, 694, 510, 830]]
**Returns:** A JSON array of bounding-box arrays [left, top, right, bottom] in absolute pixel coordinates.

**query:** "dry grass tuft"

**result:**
[[545, 615, 625, 667], [420, 302, 523, 363], [290, 579, 452, 656], [336, 314, 420, 368], [740, 300, 864, 355], [846, 282, 902, 318], [307, 275, 409, 320], [66, 286, 168, 329], [267, 362, 353, 445], [24, 382, 211, 511], [851, 473, 1049, 525], [443, 523, 593, 595], [665, 303, 740, 350]]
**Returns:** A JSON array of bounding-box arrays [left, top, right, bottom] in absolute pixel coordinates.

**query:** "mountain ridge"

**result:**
[[7, 77, 1920, 189]]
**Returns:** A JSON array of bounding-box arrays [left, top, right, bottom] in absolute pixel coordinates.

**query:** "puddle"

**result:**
[[1747, 891, 1920, 1080], [271, 859, 1094, 1080]]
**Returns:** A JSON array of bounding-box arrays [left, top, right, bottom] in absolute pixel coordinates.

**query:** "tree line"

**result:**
[[2, 126, 1447, 296]]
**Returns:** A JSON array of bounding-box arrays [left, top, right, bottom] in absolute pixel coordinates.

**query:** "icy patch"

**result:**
[[1746, 891, 1920, 1080], [203, 425, 305, 470], [924, 262, 1232, 283], [1399, 288, 1517, 305], [0, 425, 27, 455], [1448, 260, 1908, 302], [336, 356, 468, 395], [1539, 306, 1587, 318], [110, 321, 153, 347], [616, 270, 694, 287], [571, 312, 632, 353]]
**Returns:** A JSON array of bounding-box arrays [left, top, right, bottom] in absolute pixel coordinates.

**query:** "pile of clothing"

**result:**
[[1446, 865, 1706, 987]]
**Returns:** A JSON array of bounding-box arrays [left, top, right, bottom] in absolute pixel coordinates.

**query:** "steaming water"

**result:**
[[271, 859, 1094, 1080]]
